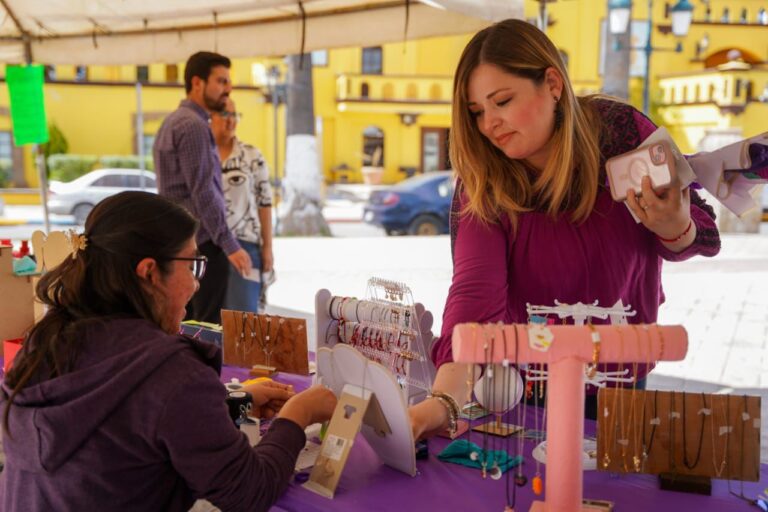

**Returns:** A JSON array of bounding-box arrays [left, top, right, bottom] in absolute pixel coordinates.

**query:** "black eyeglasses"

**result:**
[[163, 256, 208, 280]]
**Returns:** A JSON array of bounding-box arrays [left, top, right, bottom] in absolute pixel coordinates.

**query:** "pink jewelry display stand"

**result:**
[[452, 323, 688, 512]]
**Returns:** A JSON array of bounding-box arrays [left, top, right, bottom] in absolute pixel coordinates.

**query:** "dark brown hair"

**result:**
[[3, 191, 198, 432], [184, 51, 231, 93]]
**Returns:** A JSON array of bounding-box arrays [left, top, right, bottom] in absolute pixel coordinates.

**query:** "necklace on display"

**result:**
[[601, 324, 623, 470], [710, 393, 730, 478], [630, 324, 648, 472], [514, 324, 528, 489], [681, 392, 707, 470], [232, 311, 251, 361], [728, 395, 753, 503], [531, 359, 544, 496], [489, 324, 504, 481], [502, 324, 516, 510], [256, 314, 283, 367], [641, 389, 659, 470], [668, 390, 679, 474], [613, 325, 632, 472]]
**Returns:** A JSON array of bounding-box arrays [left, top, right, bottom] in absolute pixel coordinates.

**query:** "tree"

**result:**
[[277, 54, 330, 236], [41, 123, 69, 160]]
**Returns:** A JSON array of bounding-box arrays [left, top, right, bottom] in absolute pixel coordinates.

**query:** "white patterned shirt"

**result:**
[[221, 138, 273, 246]]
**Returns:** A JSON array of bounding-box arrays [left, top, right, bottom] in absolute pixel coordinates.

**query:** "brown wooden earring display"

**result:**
[[221, 309, 309, 375], [597, 389, 760, 481]]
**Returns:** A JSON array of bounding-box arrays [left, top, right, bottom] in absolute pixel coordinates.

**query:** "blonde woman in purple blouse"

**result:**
[[410, 19, 720, 440]]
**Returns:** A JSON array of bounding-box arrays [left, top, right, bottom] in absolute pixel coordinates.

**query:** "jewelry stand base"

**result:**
[[471, 421, 523, 437], [249, 365, 277, 378], [529, 500, 610, 512], [658, 473, 712, 496]]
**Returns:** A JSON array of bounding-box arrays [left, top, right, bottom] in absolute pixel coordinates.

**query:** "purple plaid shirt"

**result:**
[[153, 100, 240, 255]]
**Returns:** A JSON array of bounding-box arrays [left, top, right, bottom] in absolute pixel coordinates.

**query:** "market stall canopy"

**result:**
[[0, 0, 524, 65]]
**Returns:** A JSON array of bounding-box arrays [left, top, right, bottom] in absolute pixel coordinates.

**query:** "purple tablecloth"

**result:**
[[221, 365, 767, 512]]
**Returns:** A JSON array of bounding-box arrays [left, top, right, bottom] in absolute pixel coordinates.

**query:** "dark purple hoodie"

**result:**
[[0, 318, 305, 512]]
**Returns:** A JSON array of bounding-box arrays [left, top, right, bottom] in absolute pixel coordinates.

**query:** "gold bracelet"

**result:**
[[428, 391, 460, 437], [586, 324, 601, 379]]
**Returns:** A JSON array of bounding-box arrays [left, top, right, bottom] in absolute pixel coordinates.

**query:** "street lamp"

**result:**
[[609, 0, 693, 114]]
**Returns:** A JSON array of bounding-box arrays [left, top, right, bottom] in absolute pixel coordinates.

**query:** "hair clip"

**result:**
[[67, 229, 88, 259]]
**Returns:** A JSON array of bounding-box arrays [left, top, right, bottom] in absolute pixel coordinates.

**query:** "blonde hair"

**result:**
[[450, 19, 602, 229]]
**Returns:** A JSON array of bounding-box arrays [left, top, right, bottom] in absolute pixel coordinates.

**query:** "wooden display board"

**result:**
[[221, 309, 309, 375], [597, 388, 760, 481]]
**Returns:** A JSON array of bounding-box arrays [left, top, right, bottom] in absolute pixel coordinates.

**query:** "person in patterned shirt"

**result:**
[[212, 97, 274, 313]]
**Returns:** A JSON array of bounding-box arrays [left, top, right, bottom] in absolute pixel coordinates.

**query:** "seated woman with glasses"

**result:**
[[0, 191, 336, 512]]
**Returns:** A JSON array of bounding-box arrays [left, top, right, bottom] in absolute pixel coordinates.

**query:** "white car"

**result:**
[[48, 169, 157, 224]]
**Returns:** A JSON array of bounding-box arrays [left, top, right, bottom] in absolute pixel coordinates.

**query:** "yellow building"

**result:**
[[2, 0, 766, 189]]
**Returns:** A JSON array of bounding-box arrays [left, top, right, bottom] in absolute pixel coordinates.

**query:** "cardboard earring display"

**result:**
[[308, 343, 418, 498], [303, 383, 392, 499]]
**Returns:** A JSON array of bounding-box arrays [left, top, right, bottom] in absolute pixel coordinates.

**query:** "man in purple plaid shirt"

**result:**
[[153, 51, 251, 323]]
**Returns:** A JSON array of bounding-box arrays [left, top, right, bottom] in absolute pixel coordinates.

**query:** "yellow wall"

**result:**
[[3, 0, 766, 187]]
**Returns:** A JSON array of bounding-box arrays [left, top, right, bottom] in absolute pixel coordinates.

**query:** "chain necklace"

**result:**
[[668, 390, 678, 473], [601, 325, 622, 470], [614, 325, 633, 472], [630, 324, 648, 472], [728, 395, 754, 503], [641, 389, 659, 471], [232, 311, 251, 361], [681, 392, 707, 470], [710, 393, 730, 478]]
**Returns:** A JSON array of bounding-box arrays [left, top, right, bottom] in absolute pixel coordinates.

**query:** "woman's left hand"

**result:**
[[244, 380, 295, 419], [626, 175, 691, 241]]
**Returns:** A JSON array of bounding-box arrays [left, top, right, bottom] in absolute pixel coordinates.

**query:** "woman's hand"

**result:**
[[278, 385, 338, 430], [409, 397, 451, 442], [626, 175, 695, 250], [244, 380, 295, 419]]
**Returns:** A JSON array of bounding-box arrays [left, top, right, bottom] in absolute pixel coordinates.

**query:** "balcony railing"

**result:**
[[336, 74, 453, 104], [659, 67, 768, 107]]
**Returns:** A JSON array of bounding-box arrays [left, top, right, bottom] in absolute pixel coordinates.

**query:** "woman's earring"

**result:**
[[554, 101, 563, 129]]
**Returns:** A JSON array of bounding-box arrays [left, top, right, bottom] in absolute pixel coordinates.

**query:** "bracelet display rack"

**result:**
[[315, 277, 436, 404]]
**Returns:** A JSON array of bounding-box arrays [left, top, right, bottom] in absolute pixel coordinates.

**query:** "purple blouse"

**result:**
[[431, 106, 721, 386]]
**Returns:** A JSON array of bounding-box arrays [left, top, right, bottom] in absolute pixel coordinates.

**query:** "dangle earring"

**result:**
[[553, 96, 563, 130]]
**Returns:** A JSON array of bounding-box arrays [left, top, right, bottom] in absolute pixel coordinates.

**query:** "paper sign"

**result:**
[[6, 65, 49, 145]]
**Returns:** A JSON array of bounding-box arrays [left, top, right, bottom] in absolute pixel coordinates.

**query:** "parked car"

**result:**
[[763, 185, 768, 222], [48, 169, 157, 224], [363, 172, 453, 236]]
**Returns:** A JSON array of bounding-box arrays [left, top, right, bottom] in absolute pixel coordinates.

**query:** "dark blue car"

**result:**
[[363, 172, 453, 236]]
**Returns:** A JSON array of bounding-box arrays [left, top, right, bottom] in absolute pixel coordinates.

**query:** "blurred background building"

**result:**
[[0, 0, 765, 190]]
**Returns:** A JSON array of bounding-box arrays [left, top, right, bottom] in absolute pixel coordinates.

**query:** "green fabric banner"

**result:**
[[6, 64, 49, 145]]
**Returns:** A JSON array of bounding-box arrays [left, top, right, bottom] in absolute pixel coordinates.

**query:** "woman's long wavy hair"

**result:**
[[450, 19, 603, 229], [3, 191, 198, 432]]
